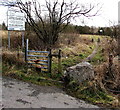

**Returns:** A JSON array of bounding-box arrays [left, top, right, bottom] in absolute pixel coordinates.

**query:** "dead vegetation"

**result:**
[[2, 30, 120, 108], [93, 37, 120, 107], [2, 49, 25, 67]]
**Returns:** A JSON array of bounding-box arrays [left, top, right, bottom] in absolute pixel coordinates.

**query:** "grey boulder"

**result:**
[[64, 62, 95, 83]]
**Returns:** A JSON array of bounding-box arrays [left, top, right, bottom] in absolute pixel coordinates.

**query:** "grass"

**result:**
[[90, 47, 106, 65], [2, 32, 119, 108], [2, 62, 62, 87], [3, 60, 118, 108], [2, 49, 63, 86], [65, 79, 117, 108]]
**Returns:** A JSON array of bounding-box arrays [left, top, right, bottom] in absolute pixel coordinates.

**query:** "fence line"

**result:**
[[25, 39, 51, 73], [25, 39, 62, 74]]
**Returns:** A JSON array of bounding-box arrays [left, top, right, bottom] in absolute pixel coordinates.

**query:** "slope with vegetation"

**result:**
[[2, 29, 120, 108]]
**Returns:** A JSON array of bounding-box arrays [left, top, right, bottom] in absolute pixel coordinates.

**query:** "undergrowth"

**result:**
[[2, 34, 119, 108], [2, 49, 63, 87], [65, 79, 118, 108], [2, 62, 62, 87]]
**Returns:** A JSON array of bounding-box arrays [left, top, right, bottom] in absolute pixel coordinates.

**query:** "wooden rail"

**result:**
[[25, 39, 62, 74], [25, 39, 51, 73]]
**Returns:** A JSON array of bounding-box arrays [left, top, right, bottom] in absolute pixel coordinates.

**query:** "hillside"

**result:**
[[1, 30, 120, 108]]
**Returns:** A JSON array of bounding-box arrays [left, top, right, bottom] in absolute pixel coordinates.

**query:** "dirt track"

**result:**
[[84, 42, 99, 62]]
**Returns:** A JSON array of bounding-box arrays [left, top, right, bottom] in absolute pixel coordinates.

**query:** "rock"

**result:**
[[64, 62, 95, 84]]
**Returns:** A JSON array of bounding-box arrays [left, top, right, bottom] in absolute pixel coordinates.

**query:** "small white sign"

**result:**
[[7, 9, 25, 31]]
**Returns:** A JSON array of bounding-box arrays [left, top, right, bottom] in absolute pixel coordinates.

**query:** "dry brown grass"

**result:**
[[95, 37, 119, 85], [93, 36, 120, 107], [0, 30, 8, 38], [60, 43, 91, 57], [94, 62, 120, 107], [2, 48, 25, 66], [0, 30, 22, 38], [55, 33, 96, 57]]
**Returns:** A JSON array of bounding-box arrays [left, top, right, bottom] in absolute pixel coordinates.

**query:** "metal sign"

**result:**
[[0, 0, 18, 6], [7, 9, 25, 31]]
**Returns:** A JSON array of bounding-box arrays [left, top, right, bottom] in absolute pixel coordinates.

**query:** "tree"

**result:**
[[62, 24, 76, 34], [75, 25, 91, 34], [15, 0, 100, 49], [2, 22, 7, 30], [104, 27, 112, 36]]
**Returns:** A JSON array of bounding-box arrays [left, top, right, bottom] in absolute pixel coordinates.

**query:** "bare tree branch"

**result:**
[[15, 0, 101, 48]]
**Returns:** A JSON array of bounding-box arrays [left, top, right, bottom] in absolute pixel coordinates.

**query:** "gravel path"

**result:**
[[1, 77, 100, 109]]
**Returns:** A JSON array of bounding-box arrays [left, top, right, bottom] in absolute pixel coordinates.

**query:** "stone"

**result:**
[[64, 62, 95, 84]]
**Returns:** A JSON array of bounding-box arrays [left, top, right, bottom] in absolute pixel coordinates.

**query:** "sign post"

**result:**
[[7, 8, 25, 49], [7, 9, 25, 31], [118, 2, 120, 60], [8, 31, 10, 49], [118, 1, 120, 25]]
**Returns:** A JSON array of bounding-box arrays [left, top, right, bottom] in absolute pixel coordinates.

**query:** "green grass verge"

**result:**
[[2, 63, 63, 87]]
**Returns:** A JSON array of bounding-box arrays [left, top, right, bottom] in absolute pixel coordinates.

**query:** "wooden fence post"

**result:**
[[8, 31, 11, 49], [17, 46, 20, 59], [25, 39, 29, 73], [22, 31, 25, 49], [58, 49, 62, 74], [48, 49, 52, 73], [25, 39, 29, 62]]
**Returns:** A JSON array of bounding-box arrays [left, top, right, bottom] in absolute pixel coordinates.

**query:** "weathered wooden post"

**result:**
[[118, 1, 120, 61], [48, 49, 52, 73], [58, 49, 62, 74], [91, 38, 94, 42], [25, 39, 29, 62], [25, 39, 29, 73], [97, 38, 100, 43], [22, 31, 25, 50], [17, 46, 20, 59], [8, 31, 11, 49], [109, 54, 113, 70]]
